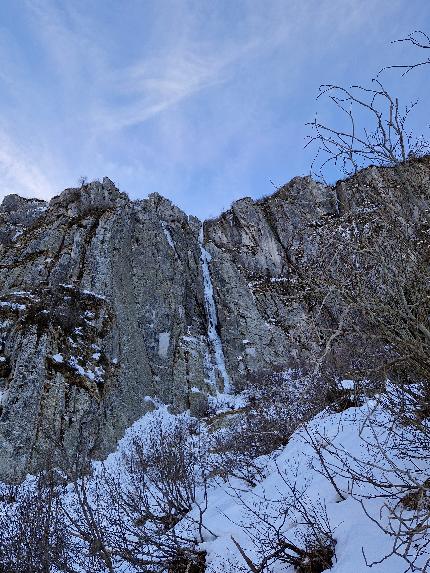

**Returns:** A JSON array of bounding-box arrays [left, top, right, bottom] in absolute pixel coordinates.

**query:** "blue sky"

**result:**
[[0, 0, 429, 219]]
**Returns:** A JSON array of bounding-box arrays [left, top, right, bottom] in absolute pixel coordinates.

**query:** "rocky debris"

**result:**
[[0, 157, 429, 481]]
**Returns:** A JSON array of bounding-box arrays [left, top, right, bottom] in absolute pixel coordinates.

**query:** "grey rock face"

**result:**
[[202, 176, 338, 381], [0, 157, 429, 481], [204, 158, 430, 385], [0, 181, 211, 480]]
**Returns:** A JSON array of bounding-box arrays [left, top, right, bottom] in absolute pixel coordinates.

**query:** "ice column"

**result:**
[[199, 226, 231, 393]]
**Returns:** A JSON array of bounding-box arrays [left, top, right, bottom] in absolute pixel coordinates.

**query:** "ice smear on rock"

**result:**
[[158, 332, 170, 358], [161, 221, 175, 249]]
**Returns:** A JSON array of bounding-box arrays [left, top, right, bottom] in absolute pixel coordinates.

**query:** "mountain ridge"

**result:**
[[0, 156, 429, 481]]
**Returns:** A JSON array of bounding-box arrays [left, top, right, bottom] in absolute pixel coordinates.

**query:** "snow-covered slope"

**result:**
[[1, 386, 428, 572], [77, 392, 426, 573]]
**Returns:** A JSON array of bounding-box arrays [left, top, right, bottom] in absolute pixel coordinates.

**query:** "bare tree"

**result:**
[[226, 466, 336, 573], [382, 30, 430, 76], [306, 79, 429, 182]]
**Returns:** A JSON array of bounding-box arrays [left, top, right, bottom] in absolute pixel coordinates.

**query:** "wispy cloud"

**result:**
[[0, 129, 54, 200], [0, 0, 427, 217], [94, 50, 230, 131], [22, 0, 252, 134]]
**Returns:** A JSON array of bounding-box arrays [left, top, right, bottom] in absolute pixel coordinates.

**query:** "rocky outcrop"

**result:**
[[1, 158, 429, 481], [202, 176, 338, 379], [204, 158, 430, 382], [0, 179, 211, 480]]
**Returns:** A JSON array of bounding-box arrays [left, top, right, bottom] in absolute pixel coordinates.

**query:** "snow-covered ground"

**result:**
[[1, 389, 428, 572], [91, 393, 427, 572]]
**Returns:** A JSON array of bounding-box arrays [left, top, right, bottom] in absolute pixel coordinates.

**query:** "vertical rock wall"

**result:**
[[0, 156, 429, 481]]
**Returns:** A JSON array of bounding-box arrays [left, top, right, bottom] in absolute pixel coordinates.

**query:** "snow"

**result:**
[[0, 389, 7, 405], [52, 353, 64, 363], [82, 289, 106, 300], [12, 229, 23, 241], [97, 403, 179, 473], [161, 221, 175, 249], [83, 396, 423, 572], [199, 226, 231, 393], [0, 301, 26, 311], [158, 331, 170, 358], [0, 379, 426, 572], [69, 357, 86, 376], [207, 391, 247, 413], [199, 402, 417, 572], [182, 335, 200, 343], [59, 284, 106, 300], [339, 379, 355, 390], [68, 356, 99, 382]]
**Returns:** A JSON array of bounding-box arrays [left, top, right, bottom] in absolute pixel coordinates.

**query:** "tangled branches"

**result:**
[[306, 79, 429, 181]]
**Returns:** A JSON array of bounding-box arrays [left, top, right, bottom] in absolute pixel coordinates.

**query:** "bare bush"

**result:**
[[228, 467, 336, 573], [303, 49, 430, 385], [300, 34, 430, 571], [0, 467, 82, 573], [61, 415, 211, 572], [210, 368, 332, 488], [301, 126, 430, 572], [310, 197, 430, 384], [0, 416, 212, 572], [301, 384, 430, 572], [78, 176, 88, 187]]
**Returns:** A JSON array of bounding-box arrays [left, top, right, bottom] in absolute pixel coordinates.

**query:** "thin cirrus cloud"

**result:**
[[0, 129, 54, 200], [95, 51, 234, 133], [25, 0, 251, 132], [0, 0, 429, 218]]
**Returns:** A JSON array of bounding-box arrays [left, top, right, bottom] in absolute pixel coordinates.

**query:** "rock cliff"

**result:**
[[0, 158, 429, 481]]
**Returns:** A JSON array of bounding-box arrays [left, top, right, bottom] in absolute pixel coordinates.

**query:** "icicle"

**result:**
[[199, 226, 231, 393]]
